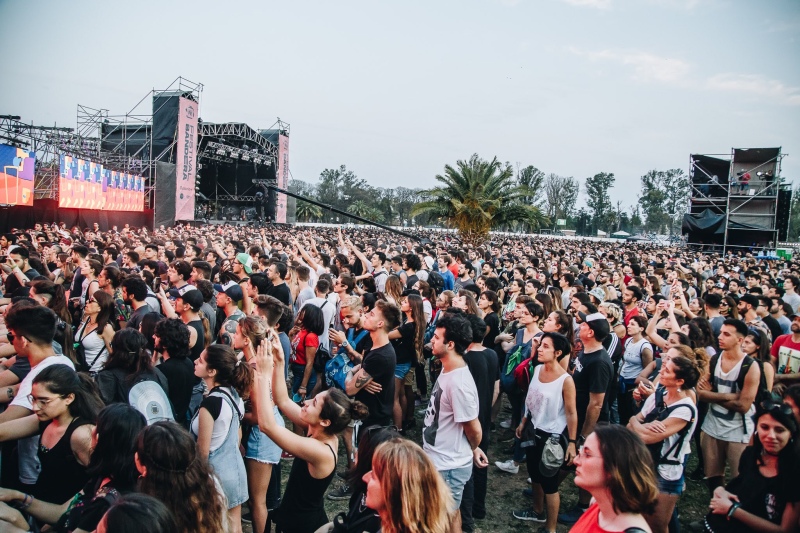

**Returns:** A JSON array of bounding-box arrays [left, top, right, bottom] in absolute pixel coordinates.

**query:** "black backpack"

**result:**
[[427, 271, 445, 295], [642, 386, 696, 467], [708, 354, 769, 432]]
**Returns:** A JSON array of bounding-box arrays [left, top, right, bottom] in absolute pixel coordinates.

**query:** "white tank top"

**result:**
[[524, 366, 569, 434], [700, 355, 756, 443]]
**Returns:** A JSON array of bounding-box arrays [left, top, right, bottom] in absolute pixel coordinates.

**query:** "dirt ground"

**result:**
[[243, 400, 712, 533]]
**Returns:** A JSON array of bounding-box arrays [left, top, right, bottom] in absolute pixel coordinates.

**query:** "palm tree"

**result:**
[[412, 154, 549, 246], [347, 200, 371, 218], [295, 200, 323, 222]]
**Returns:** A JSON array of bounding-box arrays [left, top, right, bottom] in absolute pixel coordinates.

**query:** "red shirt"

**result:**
[[571, 503, 643, 533], [291, 330, 319, 366], [624, 306, 642, 327], [771, 334, 800, 375]]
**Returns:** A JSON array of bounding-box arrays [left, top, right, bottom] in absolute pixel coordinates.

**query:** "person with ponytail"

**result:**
[[74, 290, 115, 374], [0, 365, 103, 504], [251, 333, 369, 533], [628, 355, 704, 533], [234, 315, 283, 533], [137, 421, 227, 533], [30, 278, 75, 361], [191, 344, 253, 533], [0, 404, 146, 533]]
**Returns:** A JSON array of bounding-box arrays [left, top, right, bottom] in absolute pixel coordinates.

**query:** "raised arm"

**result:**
[[646, 312, 669, 350]]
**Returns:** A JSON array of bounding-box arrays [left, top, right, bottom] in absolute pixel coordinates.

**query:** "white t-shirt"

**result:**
[[422, 365, 479, 470], [640, 394, 696, 481], [191, 387, 244, 453], [11, 355, 75, 484]]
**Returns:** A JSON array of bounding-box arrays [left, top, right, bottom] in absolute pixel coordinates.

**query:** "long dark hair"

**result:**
[[137, 422, 226, 533], [90, 289, 115, 333], [347, 426, 402, 494], [102, 494, 178, 533], [297, 304, 325, 336], [104, 329, 152, 381], [406, 294, 426, 363], [32, 365, 104, 421], [86, 404, 146, 492], [30, 279, 70, 325]]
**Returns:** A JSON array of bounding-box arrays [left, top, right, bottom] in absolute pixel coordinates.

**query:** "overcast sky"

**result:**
[[1, 0, 798, 210]]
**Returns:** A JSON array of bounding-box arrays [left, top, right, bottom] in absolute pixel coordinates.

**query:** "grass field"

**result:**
[[244, 398, 713, 533]]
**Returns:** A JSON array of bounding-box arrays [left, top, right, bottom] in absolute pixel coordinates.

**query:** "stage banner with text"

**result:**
[[276, 133, 289, 223], [0, 144, 35, 206], [175, 96, 198, 221]]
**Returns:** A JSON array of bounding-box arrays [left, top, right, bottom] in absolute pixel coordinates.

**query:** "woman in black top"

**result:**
[[705, 400, 800, 532], [0, 404, 146, 533], [0, 365, 102, 504], [478, 290, 502, 352], [388, 293, 425, 431], [252, 335, 369, 533]]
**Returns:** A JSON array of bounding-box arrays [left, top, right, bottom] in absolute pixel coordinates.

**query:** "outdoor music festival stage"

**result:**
[[0, 77, 293, 231]]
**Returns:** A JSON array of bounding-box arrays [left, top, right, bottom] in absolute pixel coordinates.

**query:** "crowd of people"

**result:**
[[0, 220, 798, 533]]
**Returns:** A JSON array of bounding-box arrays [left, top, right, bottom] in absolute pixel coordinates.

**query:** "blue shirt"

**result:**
[[440, 269, 455, 292]]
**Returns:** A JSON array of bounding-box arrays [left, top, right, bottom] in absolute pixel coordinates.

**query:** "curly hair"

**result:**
[[154, 318, 191, 359], [137, 422, 226, 533]]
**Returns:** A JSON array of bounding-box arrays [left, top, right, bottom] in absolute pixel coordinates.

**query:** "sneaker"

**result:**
[[281, 451, 294, 459], [327, 483, 352, 500], [512, 509, 546, 522], [499, 419, 512, 429], [558, 505, 588, 525], [495, 459, 519, 474], [241, 511, 252, 524], [522, 488, 533, 498], [527, 477, 532, 484]]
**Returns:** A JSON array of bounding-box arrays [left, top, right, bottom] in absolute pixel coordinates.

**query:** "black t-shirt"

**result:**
[[391, 322, 417, 365], [349, 327, 373, 359], [705, 447, 800, 533], [158, 356, 196, 424], [356, 343, 396, 426], [463, 347, 499, 448], [483, 312, 500, 352], [762, 315, 783, 344], [126, 304, 154, 331], [267, 282, 292, 307], [572, 347, 614, 426]]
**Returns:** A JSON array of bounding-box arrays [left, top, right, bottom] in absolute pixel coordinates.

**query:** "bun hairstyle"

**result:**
[[320, 388, 369, 435], [540, 331, 572, 362], [669, 344, 709, 376], [669, 355, 703, 389]]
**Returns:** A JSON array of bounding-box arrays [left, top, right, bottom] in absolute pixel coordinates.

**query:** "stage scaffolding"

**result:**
[[686, 147, 790, 253], [76, 76, 203, 208]]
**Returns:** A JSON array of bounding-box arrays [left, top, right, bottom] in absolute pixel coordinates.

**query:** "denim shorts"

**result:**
[[439, 464, 473, 509], [290, 363, 317, 394], [245, 406, 285, 464], [394, 362, 412, 380], [657, 472, 685, 495]]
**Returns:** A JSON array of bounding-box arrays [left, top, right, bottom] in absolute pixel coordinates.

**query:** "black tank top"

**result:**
[[273, 443, 337, 533], [187, 319, 206, 361], [34, 417, 93, 504]]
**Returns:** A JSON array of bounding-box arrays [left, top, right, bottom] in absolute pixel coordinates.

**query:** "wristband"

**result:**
[[727, 502, 740, 521], [568, 439, 577, 444]]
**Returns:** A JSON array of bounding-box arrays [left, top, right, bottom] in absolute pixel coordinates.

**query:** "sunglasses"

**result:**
[[759, 399, 794, 419], [6, 332, 28, 343]]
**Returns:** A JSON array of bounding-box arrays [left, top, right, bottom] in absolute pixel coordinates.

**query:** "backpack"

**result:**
[[127, 372, 174, 425], [427, 271, 445, 295], [325, 328, 369, 390], [500, 329, 532, 394], [312, 301, 332, 374], [708, 354, 768, 433], [642, 386, 696, 467]]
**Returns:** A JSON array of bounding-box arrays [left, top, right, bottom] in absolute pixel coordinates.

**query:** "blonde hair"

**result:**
[[372, 438, 452, 533], [340, 295, 362, 312]]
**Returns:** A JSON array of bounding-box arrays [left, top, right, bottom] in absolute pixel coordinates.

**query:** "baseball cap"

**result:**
[[177, 288, 204, 310], [577, 311, 611, 342], [739, 293, 759, 308], [235, 253, 253, 274], [213, 281, 244, 302]]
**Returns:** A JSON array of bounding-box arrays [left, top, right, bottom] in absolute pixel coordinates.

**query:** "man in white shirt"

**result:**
[[300, 279, 335, 351], [0, 305, 76, 489], [423, 312, 488, 531]]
